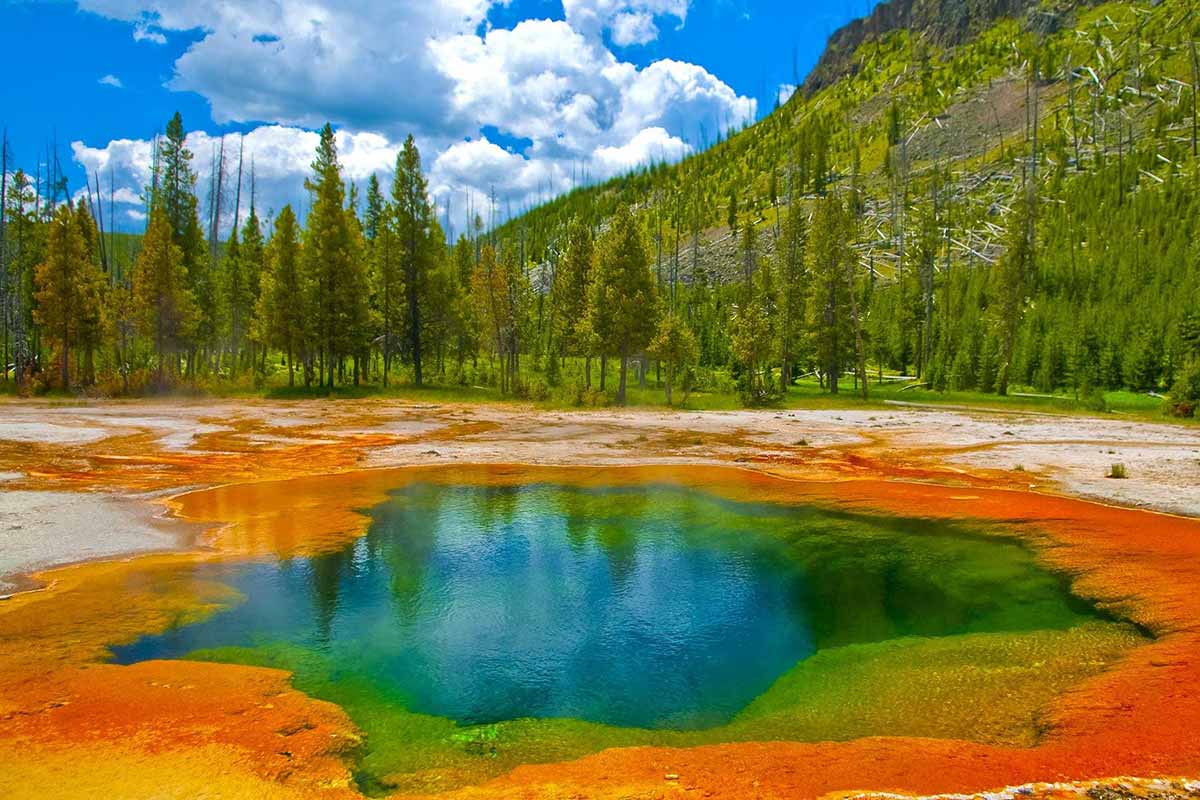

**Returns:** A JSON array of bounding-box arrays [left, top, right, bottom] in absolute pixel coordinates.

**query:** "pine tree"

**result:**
[[134, 204, 196, 387], [912, 206, 940, 379], [590, 205, 658, 404], [342, 194, 372, 385], [32, 204, 103, 388], [220, 230, 249, 374], [364, 173, 385, 243], [373, 192, 404, 386], [239, 202, 266, 376], [732, 253, 778, 404], [775, 204, 809, 392], [4, 170, 43, 388], [257, 205, 308, 387], [554, 218, 595, 383], [302, 124, 362, 388], [499, 244, 532, 393], [451, 235, 479, 368], [156, 113, 210, 369], [71, 202, 108, 386], [995, 194, 1034, 395], [472, 245, 505, 391], [808, 195, 853, 394], [417, 220, 457, 382], [648, 312, 698, 406], [393, 135, 433, 386], [472, 244, 528, 395]]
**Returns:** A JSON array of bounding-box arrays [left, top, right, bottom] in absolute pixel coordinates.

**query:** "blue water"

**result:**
[[115, 482, 815, 729], [113, 480, 1098, 731]]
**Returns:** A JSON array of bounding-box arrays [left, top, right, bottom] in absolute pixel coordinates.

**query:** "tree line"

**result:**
[[3, 0, 1199, 415]]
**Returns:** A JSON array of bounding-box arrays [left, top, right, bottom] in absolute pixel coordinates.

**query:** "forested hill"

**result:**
[[494, 0, 1200, 411], [2, 0, 1198, 412]]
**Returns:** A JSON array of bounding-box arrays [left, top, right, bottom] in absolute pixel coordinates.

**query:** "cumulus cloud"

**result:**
[[592, 126, 689, 175], [98, 74, 124, 88], [430, 137, 567, 220], [73, 0, 753, 229], [609, 12, 657, 46], [77, 0, 492, 136], [563, 0, 689, 45], [776, 83, 797, 107], [72, 126, 402, 233], [430, 23, 753, 163], [132, 21, 167, 44]]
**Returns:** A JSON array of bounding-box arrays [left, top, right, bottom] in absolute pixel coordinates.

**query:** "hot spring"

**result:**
[[113, 477, 1142, 793]]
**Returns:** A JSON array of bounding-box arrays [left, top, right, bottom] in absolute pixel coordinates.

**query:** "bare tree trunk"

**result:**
[[1067, 58, 1081, 168], [59, 323, 70, 389], [847, 255, 868, 401], [617, 354, 628, 405], [1192, 39, 1199, 158]]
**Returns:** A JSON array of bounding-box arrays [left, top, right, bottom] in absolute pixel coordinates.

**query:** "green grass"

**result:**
[[6, 360, 1191, 426]]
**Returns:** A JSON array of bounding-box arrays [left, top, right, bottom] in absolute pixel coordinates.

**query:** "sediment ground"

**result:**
[[1, 398, 1199, 799]]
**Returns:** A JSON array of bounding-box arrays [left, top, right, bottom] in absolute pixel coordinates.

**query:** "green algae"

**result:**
[[192, 621, 1140, 794]]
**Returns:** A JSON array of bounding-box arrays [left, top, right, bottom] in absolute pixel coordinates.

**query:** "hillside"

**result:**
[[805, 0, 1054, 93], [496, 0, 1200, 408]]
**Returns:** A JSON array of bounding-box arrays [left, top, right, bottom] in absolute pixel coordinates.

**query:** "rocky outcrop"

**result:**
[[803, 0, 1057, 95]]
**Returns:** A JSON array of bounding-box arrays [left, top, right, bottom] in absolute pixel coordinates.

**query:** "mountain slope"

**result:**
[[804, 0, 1065, 93], [496, 0, 1200, 408]]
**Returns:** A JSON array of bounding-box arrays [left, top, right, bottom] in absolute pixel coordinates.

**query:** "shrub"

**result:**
[[694, 368, 736, 396], [544, 352, 562, 387], [523, 376, 552, 402], [1107, 463, 1128, 480], [1168, 363, 1200, 418], [1078, 383, 1108, 413], [570, 381, 609, 407]]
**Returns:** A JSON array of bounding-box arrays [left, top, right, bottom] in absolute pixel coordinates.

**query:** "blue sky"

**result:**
[[0, 0, 878, 232]]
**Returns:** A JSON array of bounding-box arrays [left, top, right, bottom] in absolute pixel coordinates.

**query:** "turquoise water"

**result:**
[[113, 481, 1100, 731]]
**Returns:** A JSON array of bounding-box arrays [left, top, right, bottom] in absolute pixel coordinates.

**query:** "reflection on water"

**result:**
[[114, 481, 1100, 730]]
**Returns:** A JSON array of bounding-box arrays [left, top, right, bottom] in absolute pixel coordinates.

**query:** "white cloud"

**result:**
[[110, 186, 144, 204], [430, 23, 753, 160], [609, 12, 658, 47], [592, 126, 689, 175], [77, 0, 494, 136], [430, 137, 567, 221], [73, 0, 753, 232], [776, 83, 797, 107], [72, 185, 144, 207], [98, 74, 124, 88], [562, 0, 689, 45], [72, 126, 402, 233], [132, 22, 167, 44], [617, 59, 755, 141], [430, 19, 621, 148]]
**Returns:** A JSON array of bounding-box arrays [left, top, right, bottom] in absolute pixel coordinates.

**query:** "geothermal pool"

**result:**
[[112, 478, 1140, 792]]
